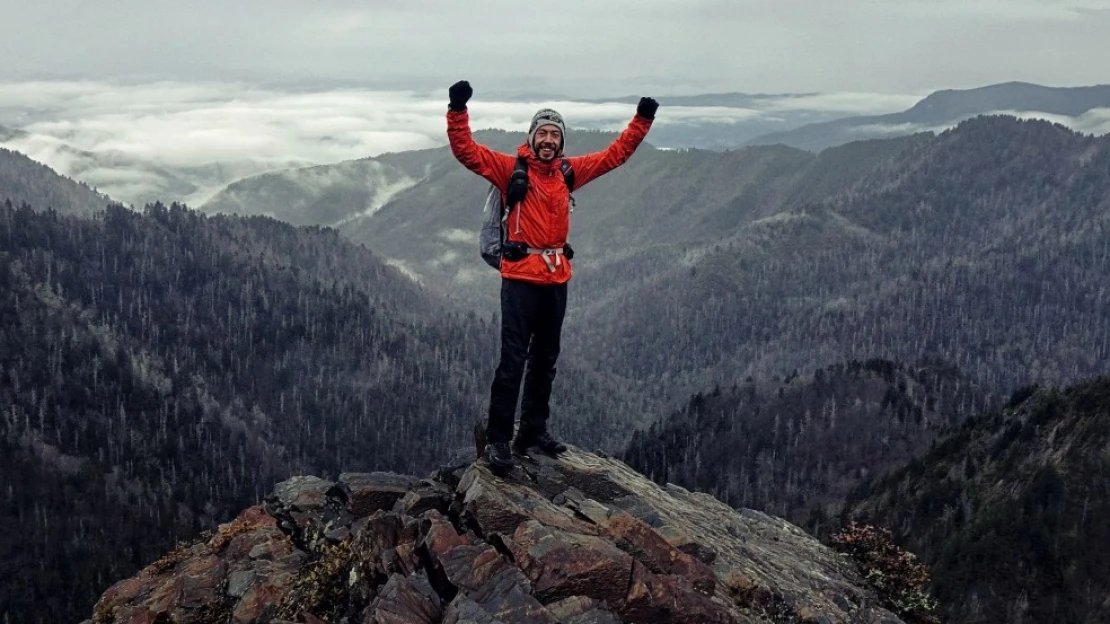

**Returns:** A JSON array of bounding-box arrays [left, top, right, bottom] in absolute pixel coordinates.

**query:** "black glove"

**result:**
[[637, 96, 658, 120], [449, 80, 472, 112], [563, 243, 575, 260]]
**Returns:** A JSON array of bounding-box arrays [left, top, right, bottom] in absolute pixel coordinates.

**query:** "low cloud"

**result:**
[[2, 82, 443, 167], [0, 81, 448, 203], [8, 79, 1105, 207], [1000, 107, 1110, 136], [759, 92, 924, 115], [384, 258, 422, 284], [1081, 108, 1110, 135], [0, 80, 914, 167], [849, 122, 955, 137]]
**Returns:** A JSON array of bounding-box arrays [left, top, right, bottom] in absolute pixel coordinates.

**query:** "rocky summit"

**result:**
[[84, 447, 905, 623]]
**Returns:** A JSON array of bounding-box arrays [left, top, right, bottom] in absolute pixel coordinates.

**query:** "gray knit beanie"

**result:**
[[528, 108, 566, 152]]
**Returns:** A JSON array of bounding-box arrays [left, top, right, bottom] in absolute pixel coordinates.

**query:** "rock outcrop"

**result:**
[[85, 448, 905, 623]]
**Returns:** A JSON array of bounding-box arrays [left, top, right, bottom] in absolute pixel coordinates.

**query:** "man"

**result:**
[[447, 79, 657, 468]]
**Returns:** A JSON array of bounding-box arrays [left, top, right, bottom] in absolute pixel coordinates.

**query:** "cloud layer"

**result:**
[[0, 80, 923, 204], [2, 79, 1107, 206]]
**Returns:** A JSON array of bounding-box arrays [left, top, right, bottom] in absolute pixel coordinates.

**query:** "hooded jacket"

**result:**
[[448, 109, 652, 284]]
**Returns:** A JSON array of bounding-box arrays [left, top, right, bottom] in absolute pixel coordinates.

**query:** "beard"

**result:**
[[534, 141, 561, 162]]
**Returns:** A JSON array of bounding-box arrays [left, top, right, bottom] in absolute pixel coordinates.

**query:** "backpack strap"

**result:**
[[507, 156, 574, 207], [560, 158, 575, 191], [511, 156, 572, 190], [505, 156, 530, 207], [560, 158, 576, 210]]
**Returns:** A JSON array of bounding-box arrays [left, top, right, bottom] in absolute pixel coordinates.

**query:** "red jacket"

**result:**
[[448, 110, 653, 284]]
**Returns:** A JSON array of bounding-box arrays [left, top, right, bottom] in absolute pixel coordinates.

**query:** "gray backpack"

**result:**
[[480, 156, 575, 269]]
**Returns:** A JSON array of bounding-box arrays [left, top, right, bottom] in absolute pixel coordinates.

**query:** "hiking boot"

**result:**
[[486, 441, 513, 469], [513, 431, 568, 456]]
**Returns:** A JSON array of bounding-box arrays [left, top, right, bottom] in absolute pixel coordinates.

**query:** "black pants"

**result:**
[[487, 278, 568, 444]]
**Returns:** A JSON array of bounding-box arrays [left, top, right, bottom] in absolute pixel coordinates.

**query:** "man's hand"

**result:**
[[636, 96, 659, 120], [449, 80, 473, 112]]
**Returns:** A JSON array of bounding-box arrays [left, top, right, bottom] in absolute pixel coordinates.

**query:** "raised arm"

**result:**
[[446, 80, 514, 188], [566, 97, 658, 190]]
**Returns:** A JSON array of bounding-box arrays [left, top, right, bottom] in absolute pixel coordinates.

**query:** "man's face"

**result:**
[[533, 125, 562, 162]]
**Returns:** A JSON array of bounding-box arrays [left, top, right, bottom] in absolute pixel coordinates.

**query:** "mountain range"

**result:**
[[196, 114, 1110, 407], [580, 83, 1110, 151], [744, 81, 1110, 151], [3, 82, 1110, 624], [583, 91, 864, 150]]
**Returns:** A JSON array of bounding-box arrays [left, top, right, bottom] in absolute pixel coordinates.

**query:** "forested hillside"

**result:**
[[844, 377, 1110, 624], [573, 116, 1110, 399], [201, 129, 627, 231], [0, 194, 671, 623], [5, 113, 1110, 624], [622, 359, 992, 530], [0, 147, 111, 215], [201, 156, 428, 227], [340, 130, 925, 310], [205, 116, 1110, 404], [0, 201, 498, 622]]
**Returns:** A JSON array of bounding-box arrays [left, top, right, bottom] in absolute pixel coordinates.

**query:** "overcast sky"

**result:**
[[3, 0, 1109, 96]]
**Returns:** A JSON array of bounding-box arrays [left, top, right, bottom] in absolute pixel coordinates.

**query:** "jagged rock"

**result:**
[[88, 447, 909, 623], [622, 560, 740, 624], [458, 464, 600, 537], [271, 476, 333, 511], [395, 480, 453, 516], [367, 572, 443, 623], [264, 476, 342, 542], [546, 596, 621, 624], [442, 596, 503, 624], [352, 511, 423, 579], [341, 472, 423, 516], [420, 511, 476, 563], [90, 505, 304, 624], [509, 520, 633, 605], [469, 565, 555, 623], [573, 503, 716, 594]]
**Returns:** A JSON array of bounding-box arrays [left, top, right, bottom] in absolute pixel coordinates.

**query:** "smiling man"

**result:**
[[446, 79, 657, 469]]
